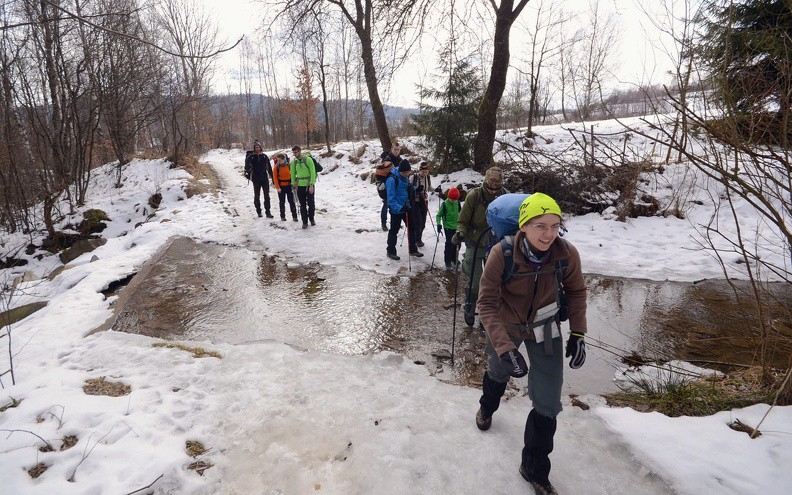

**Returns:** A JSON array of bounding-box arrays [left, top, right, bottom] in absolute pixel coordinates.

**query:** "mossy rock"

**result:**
[[77, 209, 109, 235]]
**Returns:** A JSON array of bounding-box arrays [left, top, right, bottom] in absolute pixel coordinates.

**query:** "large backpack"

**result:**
[[374, 161, 394, 199], [303, 152, 323, 173]]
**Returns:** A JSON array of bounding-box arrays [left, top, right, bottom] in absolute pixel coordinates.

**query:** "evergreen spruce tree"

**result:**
[[411, 44, 481, 172], [700, 0, 792, 137]]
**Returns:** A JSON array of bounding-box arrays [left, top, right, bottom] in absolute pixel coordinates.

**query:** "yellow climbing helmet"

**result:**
[[518, 193, 562, 228]]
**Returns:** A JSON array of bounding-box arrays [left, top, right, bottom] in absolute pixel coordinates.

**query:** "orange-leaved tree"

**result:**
[[282, 66, 320, 146]]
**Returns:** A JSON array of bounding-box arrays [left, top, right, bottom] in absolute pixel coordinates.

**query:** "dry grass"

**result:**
[[61, 435, 78, 451], [604, 366, 777, 417], [186, 440, 207, 458], [0, 397, 22, 413], [152, 342, 222, 359], [188, 460, 213, 476], [83, 376, 131, 397], [28, 462, 48, 479]]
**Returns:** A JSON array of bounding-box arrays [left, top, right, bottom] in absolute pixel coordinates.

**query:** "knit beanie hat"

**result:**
[[253, 140, 261, 149], [398, 159, 411, 172], [484, 166, 503, 188], [419, 162, 430, 171], [447, 187, 460, 200], [518, 192, 562, 228]]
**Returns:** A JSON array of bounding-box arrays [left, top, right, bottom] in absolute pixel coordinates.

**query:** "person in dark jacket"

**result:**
[[409, 162, 432, 247], [475, 193, 587, 495], [244, 140, 274, 218], [452, 166, 509, 325], [385, 160, 423, 260], [379, 142, 403, 231]]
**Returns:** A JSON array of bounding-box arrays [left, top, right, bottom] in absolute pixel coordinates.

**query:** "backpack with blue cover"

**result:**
[[485, 193, 569, 322]]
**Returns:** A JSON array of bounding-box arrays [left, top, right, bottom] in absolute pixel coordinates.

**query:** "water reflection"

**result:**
[[111, 237, 792, 395]]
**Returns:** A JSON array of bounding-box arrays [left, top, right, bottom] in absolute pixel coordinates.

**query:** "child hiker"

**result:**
[[436, 186, 462, 269]]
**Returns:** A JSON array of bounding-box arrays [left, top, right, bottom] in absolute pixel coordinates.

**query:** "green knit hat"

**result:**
[[518, 193, 562, 228]]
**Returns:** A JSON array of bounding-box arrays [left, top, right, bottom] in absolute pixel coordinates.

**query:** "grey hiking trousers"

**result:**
[[485, 332, 564, 418]]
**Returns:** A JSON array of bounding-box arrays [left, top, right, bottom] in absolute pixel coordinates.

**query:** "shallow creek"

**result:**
[[109, 237, 792, 395]]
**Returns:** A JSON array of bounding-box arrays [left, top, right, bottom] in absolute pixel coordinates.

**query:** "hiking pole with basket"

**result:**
[[463, 228, 493, 327], [451, 243, 461, 365], [430, 227, 441, 270]]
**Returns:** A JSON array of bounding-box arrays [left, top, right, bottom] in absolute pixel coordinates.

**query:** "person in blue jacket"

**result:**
[[386, 160, 423, 261]]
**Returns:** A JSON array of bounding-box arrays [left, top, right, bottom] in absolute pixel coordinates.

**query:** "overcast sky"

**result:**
[[202, 0, 680, 108]]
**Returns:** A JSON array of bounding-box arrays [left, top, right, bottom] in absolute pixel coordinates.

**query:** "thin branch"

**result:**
[[40, 0, 243, 59], [124, 474, 165, 495]]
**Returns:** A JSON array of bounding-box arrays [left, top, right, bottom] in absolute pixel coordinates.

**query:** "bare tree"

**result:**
[[568, 0, 619, 121], [473, 0, 531, 171], [276, 0, 431, 151]]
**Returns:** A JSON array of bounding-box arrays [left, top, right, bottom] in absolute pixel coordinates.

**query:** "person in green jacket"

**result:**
[[290, 145, 317, 229], [452, 166, 508, 325], [436, 186, 462, 269]]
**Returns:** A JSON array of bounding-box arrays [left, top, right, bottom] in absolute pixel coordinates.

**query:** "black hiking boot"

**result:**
[[310, 219, 316, 226], [257, 211, 262, 218], [381, 222, 388, 231], [265, 212, 274, 219], [417, 240, 425, 247], [410, 251, 424, 257], [519, 465, 558, 495], [293, 216, 298, 222], [302, 223, 308, 229], [463, 288, 476, 326], [280, 215, 287, 221], [475, 407, 492, 431], [387, 252, 400, 261]]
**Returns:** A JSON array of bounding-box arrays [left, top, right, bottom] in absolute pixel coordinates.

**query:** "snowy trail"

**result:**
[[198, 149, 675, 494]]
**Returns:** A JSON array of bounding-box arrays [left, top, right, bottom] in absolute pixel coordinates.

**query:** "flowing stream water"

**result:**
[[109, 237, 792, 395]]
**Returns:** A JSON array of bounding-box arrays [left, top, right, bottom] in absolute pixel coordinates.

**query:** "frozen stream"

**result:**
[[109, 236, 792, 396]]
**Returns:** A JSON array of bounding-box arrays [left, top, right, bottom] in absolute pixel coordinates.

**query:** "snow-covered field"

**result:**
[[1, 119, 790, 494]]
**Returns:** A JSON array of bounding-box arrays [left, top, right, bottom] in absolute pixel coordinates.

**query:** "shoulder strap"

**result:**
[[500, 235, 518, 284]]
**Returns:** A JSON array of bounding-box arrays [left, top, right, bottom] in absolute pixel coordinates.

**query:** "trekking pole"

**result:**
[[430, 226, 441, 270], [451, 243, 461, 365], [464, 228, 493, 325], [405, 210, 412, 272]]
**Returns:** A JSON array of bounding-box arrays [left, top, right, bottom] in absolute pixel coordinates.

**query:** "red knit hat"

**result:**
[[447, 187, 460, 200]]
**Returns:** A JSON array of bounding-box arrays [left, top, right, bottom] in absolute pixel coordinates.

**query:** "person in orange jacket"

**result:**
[[272, 153, 298, 222]]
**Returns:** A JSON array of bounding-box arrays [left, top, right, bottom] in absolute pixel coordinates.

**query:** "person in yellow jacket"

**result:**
[[272, 153, 298, 222], [290, 145, 317, 229]]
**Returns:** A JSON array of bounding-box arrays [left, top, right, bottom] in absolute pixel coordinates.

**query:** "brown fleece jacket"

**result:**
[[477, 231, 587, 357]]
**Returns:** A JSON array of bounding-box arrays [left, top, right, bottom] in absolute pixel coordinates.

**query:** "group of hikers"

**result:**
[[375, 141, 588, 495], [244, 138, 588, 495], [244, 141, 316, 229]]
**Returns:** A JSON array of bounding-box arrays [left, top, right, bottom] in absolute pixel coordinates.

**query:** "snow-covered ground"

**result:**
[[1, 120, 790, 494]]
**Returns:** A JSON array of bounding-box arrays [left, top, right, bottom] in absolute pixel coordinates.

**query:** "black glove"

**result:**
[[399, 205, 407, 214], [451, 232, 464, 245], [243, 170, 250, 179], [437, 225, 443, 234], [500, 349, 528, 378], [565, 332, 586, 369]]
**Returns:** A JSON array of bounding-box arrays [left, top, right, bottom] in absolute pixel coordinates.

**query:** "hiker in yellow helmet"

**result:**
[[475, 192, 588, 495]]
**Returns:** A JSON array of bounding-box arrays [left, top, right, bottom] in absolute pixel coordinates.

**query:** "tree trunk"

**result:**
[[474, 1, 524, 171], [358, 29, 391, 151]]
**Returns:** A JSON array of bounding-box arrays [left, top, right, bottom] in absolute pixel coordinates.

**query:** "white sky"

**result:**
[[203, 0, 680, 107], [1, 115, 790, 494]]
